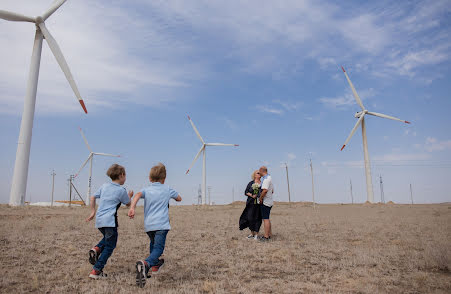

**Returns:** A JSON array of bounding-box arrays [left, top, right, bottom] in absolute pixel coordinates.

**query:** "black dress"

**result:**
[[239, 180, 262, 232]]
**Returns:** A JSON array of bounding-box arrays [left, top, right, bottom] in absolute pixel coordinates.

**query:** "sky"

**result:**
[[1, 0, 450, 205]]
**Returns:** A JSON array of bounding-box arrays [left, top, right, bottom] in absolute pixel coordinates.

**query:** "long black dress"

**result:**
[[239, 180, 262, 232]]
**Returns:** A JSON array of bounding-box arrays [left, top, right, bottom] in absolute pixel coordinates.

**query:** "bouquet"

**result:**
[[251, 182, 260, 204]]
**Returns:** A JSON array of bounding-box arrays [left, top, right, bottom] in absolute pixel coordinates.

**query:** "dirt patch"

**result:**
[[0, 204, 450, 293]]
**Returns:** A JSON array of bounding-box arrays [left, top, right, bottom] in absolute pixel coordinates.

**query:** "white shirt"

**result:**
[[261, 175, 274, 207]]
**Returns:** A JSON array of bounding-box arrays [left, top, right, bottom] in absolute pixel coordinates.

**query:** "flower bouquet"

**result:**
[[251, 182, 260, 204]]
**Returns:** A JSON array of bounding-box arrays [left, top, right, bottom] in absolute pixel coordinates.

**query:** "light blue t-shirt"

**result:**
[[94, 182, 130, 228], [140, 182, 178, 232]]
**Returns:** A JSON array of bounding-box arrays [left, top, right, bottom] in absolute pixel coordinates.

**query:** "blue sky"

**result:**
[[1, 0, 450, 204]]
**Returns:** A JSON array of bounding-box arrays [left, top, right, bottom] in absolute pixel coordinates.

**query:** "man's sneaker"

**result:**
[[88, 269, 107, 279], [151, 259, 165, 274], [253, 235, 259, 240], [136, 260, 148, 288], [259, 236, 270, 242], [89, 246, 101, 265]]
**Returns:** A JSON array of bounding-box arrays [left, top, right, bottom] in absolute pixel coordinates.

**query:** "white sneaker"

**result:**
[[246, 234, 254, 239], [254, 235, 259, 240]]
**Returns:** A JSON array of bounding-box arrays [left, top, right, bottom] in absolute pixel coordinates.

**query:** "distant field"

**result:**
[[0, 202, 450, 293]]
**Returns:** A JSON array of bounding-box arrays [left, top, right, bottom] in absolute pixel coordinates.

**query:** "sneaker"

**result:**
[[259, 236, 270, 242], [246, 234, 254, 239], [151, 259, 165, 274], [253, 235, 259, 240], [135, 260, 148, 288], [89, 246, 101, 265], [88, 269, 107, 279]]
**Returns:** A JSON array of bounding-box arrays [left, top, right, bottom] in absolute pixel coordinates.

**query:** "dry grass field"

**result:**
[[0, 202, 450, 293]]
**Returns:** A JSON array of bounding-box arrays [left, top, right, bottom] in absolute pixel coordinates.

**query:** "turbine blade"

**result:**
[[0, 10, 35, 22], [206, 143, 239, 147], [75, 154, 92, 177], [186, 145, 204, 174], [38, 22, 87, 113], [367, 111, 411, 124], [42, 0, 67, 21], [79, 127, 92, 152], [93, 152, 120, 157], [187, 115, 204, 144], [342, 66, 365, 110], [341, 113, 365, 151]]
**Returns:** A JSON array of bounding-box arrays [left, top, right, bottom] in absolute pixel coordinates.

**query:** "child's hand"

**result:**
[[128, 190, 134, 198], [128, 208, 135, 219], [86, 211, 95, 222]]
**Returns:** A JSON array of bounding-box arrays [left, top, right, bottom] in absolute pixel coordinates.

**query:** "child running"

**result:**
[[86, 164, 133, 279], [128, 163, 182, 287]]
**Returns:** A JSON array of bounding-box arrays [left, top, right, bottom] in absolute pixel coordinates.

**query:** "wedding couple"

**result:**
[[239, 166, 274, 242]]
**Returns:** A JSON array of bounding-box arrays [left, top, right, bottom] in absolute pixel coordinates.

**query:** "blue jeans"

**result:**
[[145, 230, 168, 267], [93, 227, 118, 271]]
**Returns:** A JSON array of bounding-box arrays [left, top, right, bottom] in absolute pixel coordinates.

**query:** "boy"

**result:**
[[86, 164, 133, 279], [128, 163, 182, 288]]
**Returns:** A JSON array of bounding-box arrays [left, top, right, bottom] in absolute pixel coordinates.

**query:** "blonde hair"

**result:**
[[251, 170, 259, 180], [106, 164, 125, 181], [150, 163, 166, 182]]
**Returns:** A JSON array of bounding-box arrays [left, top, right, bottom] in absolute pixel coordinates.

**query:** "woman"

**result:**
[[239, 170, 262, 239]]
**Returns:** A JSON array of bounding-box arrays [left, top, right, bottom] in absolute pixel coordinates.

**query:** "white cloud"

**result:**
[[319, 88, 376, 109], [256, 105, 284, 115], [0, 0, 204, 115], [425, 137, 451, 152]]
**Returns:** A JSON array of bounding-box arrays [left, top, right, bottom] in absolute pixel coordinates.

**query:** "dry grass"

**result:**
[[0, 202, 450, 293]]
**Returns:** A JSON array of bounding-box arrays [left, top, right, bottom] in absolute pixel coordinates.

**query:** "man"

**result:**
[[258, 166, 273, 241]]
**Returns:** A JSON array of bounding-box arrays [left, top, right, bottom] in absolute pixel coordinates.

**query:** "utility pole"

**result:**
[[207, 186, 212, 205], [284, 163, 291, 203], [410, 184, 414, 205], [197, 184, 202, 205], [379, 175, 385, 204], [309, 158, 315, 209], [51, 170, 56, 206], [68, 175, 73, 207], [350, 179, 354, 204]]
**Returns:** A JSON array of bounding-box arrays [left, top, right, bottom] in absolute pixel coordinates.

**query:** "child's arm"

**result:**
[[125, 190, 134, 207], [128, 192, 143, 219], [86, 196, 96, 222]]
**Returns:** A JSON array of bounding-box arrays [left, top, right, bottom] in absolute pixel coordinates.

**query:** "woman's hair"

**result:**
[[106, 164, 125, 181], [251, 170, 259, 180], [150, 163, 166, 182]]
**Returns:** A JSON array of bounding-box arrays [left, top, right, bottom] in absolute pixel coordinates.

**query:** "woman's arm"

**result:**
[[244, 181, 253, 197]]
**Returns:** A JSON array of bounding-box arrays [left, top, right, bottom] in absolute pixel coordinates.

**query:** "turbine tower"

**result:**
[[186, 116, 238, 205], [2, 1, 88, 206], [75, 128, 120, 204], [340, 66, 411, 203]]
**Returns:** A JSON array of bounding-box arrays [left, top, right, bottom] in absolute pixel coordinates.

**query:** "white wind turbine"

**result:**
[[340, 66, 411, 203], [3, 1, 88, 206], [186, 116, 239, 205], [75, 128, 120, 205]]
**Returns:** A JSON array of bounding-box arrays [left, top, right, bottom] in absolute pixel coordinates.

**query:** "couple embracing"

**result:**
[[239, 166, 274, 242]]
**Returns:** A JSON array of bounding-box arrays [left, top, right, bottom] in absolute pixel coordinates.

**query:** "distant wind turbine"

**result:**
[[75, 128, 120, 204], [3, 1, 88, 206], [340, 66, 411, 203], [186, 116, 239, 205]]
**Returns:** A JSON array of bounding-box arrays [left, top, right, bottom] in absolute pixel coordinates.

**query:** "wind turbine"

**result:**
[[340, 66, 411, 203], [3, 1, 88, 206], [186, 116, 239, 205], [75, 128, 120, 205]]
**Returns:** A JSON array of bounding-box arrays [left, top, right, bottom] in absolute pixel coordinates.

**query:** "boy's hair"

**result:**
[[150, 163, 166, 182], [107, 164, 126, 181]]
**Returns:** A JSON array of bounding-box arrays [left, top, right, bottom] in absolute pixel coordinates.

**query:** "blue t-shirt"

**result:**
[[140, 182, 178, 232], [94, 182, 130, 228]]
